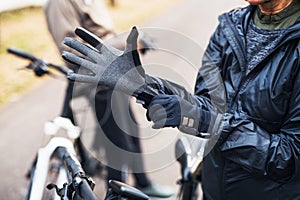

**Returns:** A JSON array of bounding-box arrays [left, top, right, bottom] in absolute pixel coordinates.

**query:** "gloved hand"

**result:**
[[62, 26, 146, 96], [146, 94, 208, 136], [147, 94, 183, 128]]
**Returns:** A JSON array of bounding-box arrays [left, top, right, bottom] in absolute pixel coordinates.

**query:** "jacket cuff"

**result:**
[[178, 106, 213, 138], [134, 75, 165, 106]]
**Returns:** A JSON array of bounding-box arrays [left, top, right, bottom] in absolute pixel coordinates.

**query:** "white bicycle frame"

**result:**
[[28, 117, 81, 200]]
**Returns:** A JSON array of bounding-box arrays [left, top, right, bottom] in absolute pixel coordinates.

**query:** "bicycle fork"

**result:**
[[28, 137, 75, 200]]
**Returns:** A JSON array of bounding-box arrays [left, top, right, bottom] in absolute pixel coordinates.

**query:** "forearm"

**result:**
[[136, 74, 217, 136], [136, 74, 200, 105]]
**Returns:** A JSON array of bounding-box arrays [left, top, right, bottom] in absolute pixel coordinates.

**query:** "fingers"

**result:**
[[75, 27, 118, 55], [125, 26, 139, 53], [63, 37, 100, 62], [67, 72, 98, 83], [148, 104, 167, 120], [75, 27, 104, 50], [147, 97, 169, 129], [146, 103, 167, 129], [146, 95, 182, 129], [62, 51, 99, 73], [148, 105, 169, 129], [62, 51, 84, 65], [152, 118, 167, 129]]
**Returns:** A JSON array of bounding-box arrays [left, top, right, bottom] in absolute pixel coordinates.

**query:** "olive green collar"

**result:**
[[253, 0, 300, 29], [256, 0, 300, 24]]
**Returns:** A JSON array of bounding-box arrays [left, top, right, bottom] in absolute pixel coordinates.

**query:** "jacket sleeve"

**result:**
[[140, 75, 218, 135], [136, 24, 226, 135]]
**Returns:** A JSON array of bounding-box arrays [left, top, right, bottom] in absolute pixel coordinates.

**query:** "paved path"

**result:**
[[0, 0, 246, 199]]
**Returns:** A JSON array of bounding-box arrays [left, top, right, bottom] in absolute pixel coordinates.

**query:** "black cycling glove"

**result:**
[[147, 94, 211, 137], [62, 27, 146, 96]]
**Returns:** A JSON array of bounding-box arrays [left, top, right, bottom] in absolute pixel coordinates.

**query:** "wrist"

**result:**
[[178, 105, 219, 138], [178, 104, 209, 137], [134, 75, 166, 107]]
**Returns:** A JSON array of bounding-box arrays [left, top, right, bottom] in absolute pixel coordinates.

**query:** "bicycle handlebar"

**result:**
[[7, 47, 73, 76], [80, 179, 98, 200], [56, 147, 97, 200], [7, 47, 38, 62]]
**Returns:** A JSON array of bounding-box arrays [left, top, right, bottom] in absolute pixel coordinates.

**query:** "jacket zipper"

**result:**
[[222, 14, 300, 111]]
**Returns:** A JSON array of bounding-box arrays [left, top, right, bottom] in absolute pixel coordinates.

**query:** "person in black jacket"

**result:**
[[62, 0, 300, 199], [147, 0, 300, 199]]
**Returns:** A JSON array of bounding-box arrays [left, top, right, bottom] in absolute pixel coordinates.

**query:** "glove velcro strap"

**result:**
[[179, 116, 197, 132], [178, 105, 201, 136]]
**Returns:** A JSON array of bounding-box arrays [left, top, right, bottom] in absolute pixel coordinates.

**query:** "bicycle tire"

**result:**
[[42, 157, 61, 200], [24, 160, 36, 200]]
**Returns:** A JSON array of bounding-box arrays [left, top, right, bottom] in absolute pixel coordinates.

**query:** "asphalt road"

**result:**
[[0, 0, 246, 199]]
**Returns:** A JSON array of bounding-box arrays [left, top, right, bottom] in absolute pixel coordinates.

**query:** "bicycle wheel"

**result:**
[[24, 157, 37, 200]]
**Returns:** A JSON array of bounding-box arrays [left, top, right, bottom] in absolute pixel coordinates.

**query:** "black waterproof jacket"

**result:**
[[196, 5, 300, 200], [140, 4, 300, 200]]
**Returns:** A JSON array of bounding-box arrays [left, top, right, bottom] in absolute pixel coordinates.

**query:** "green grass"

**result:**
[[0, 6, 57, 105], [0, 7, 46, 54]]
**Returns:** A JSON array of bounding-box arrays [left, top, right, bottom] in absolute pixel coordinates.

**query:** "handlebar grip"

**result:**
[[7, 47, 37, 62], [79, 179, 98, 200], [56, 147, 97, 200]]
